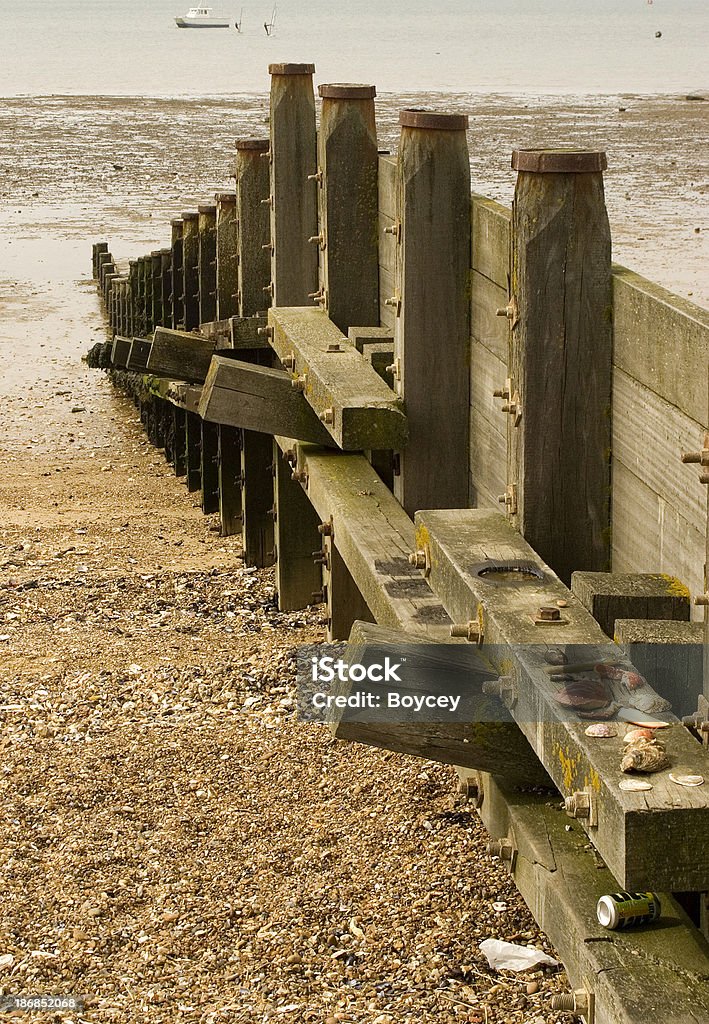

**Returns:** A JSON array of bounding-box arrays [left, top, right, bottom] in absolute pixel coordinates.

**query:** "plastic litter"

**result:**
[[479, 938, 560, 972]]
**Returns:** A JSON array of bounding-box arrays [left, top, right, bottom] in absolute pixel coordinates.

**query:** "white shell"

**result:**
[[628, 691, 672, 714], [619, 778, 653, 792], [616, 708, 670, 729], [585, 723, 618, 738], [669, 773, 705, 787]]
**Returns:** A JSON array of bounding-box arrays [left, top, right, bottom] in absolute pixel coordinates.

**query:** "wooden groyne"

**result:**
[[88, 63, 709, 1024]]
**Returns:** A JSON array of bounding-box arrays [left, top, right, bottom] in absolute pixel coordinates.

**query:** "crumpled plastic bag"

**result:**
[[479, 938, 560, 972]]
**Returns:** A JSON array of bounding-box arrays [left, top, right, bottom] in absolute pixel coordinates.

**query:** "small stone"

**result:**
[[526, 981, 540, 994]]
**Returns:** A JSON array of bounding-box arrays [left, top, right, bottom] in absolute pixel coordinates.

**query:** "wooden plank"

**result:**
[[276, 440, 451, 639], [126, 337, 151, 372], [330, 621, 552, 786], [199, 319, 231, 345], [478, 774, 709, 1024], [612, 264, 709, 426], [416, 506, 709, 891], [269, 65, 318, 306], [613, 367, 706, 535], [185, 411, 201, 493], [110, 335, 131, 370], [230, 315, 269, 348], [611, 459, 705, 604], [323, 540, 375, 641], [200, 419, 220, 514], [172, 406, 187, 477], [269, 307, 408, 450], [241, 430, 275, 568], [147, 327, 215, 384], [318, 84, 379, 334], [614, 618, 703, 720], [471, 194, 510, 289], [377, 212, 396, 275], [218, 424, 242, 536], [394, 113, 471, 515], [377, 154, 396, 218], [509, 153, 612, 583], [471, 269, 508, 363], [469, 341, 507, 507], [273, 443, 322, 610], [571, 571, 691, 637], [378, 265, 396, 331], [199, 355, 336, 446]]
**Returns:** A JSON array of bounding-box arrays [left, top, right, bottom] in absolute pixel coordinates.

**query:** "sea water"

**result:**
[[1, 0, 707, 98]]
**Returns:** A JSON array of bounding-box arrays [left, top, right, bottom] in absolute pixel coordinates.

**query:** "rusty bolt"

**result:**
[[550, 990, 594, 1017], [408, 550, 427, 569], [260, 195, 273, 206], [501, 400, 518, 415], [261, 242, 274, 252], [695, 594, 709, 606], [493, 385, 511, 399], [281, 354, 296, 370], [482, 676, 514, 700], [318, 520, 333, 537], [701, 471, 709, 485], [681, 449, 709, 465], [291, 468, 307, 484], [307, 169, 323, 183], [259, 150, 271, 159], [320, 408, 334, 424], [291, 376, 307, 392], [308, 233, 325, 247], [267, 506, 277, 522], [257, 325, 273, 338], [564, 791, 591, 819], [537, 606, 561, 621], [263, 282, 274, 295], [450, 621, 482, 643], [326, 343, 341, 352], [311, 586, 328, 605], [495, 303, 515, 319], [486, 837, 514, 861], [312, 550, 328, 566]]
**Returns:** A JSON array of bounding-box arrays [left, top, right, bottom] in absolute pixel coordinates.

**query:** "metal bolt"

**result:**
[[326, 343, 341, 352], [318, 520, 333, 537], [482, 676, 514, 701], [281, 354, 296, 370], [320, 408, 334, 424], [263, 282, 274, 295], [261, 242, 274, 252], [307, 169, 323, 183], [308, 289, 324, 301], [564, 791, 591, 819], [260, 195, 273, 206], [291, 468, 307, 484], [501, 400, 517, 414], [495, 303, 515, 319], [310, 586, 328, 605], [383, 223, 399, 235], [486, 837, 514, 861], [259, 150, 271, 159], [450, 621, 482, 643], [312, 550, 329, 567], [493, 385, 510, 399], [257, 325, 273, 338], [550, 990, 594, 1018], [695, 594, 709, 606], [268, 506, 277, 522], [408, 550, 427, 569], [681, 449, 709, 465], [291, 376, 307, 392], [308, 233, 325, 247], [538, 606, 561, 621]]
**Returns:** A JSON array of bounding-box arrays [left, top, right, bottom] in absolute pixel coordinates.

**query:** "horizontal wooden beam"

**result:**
[[126, 337, 152, 372], [269, 308, 408, 451], [416, 507, 709, 892], [110, 335, 131, 370], [330, 621, 553, 786], [199, 356, 335, 446], [146, 327, 215, 384], [229, 315, 269, 349], [143, 375, 201, 415], [477, 773, 709, 1024]]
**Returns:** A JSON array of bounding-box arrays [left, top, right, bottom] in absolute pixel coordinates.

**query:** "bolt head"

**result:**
[[538, 606, 561, 620]]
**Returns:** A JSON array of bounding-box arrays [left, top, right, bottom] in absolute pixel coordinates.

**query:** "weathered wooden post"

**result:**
[[268, 62, 318, 306], [96, 250, 111, 286], [185, 412, 202, 492], [218, 425, 242, 535], [273, 445, 322, 611], [182, 211, 200, 331], [503, 149, 612, 585], [393, 109, 471, 516], [235, 138, 270, 316], [150, 251, 163, 332], [134, 255, 146, 336], [142, 255, 154, 335], [160, 248, 172, 330], [233, 137, 275, 566], [215, 192, 238, 320], [127, 260, 137, 337], [172, 407, 187, 478], [170, 218, 184, 330], [92, 242, 108, 279], [316, 83, 379, 332], [201, 420, 220, 514], [198, 203, 217, 326]]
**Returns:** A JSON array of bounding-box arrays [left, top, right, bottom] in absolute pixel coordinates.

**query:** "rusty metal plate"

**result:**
[[318, 83, 376, 99], [511, 149, 608, 173], [399, 109, 469, 131]]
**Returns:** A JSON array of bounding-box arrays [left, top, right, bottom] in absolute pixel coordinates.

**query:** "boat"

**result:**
[[264, 4, 276, 35], [175, 6, 231, 28]]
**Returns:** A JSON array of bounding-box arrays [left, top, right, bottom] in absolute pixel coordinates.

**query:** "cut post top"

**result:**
[[198, 204, 217, 217], [182, 210, 199, 221], [235, 137, 270, 151], [399, 108, 468, 131], [318, 83, 376, 99], [512, 149, 608, 173], [269, 62, 315, 76], [215, 192, 237, 204]]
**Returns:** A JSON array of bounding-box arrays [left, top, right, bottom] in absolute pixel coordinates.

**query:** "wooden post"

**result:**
[[316, 83, 379, 333], [218, 425, 242, 536], [394, 109, 471, 516], [134, 255, 146, 336], [92, 241, 108, 279], [274, 444, 322, 610], [324, 540, 375, 640], [215, 192, 238, 320], [241, 432, 275, 567], [268, 63, 318, 306], [97, 251, 111, 287], [173, 407, 187, 477], [127, 260, 137, 337], [150, 251, 163, 332], [141, 256, 153, 335], [235, 138, 271, 316], [170, 218, 184, 330], [200, 420, 220, 514], [160, 248, 172, 329], [182, 211, 200, 331], [185, 411, 202, 493], [507, 148, 612, 585], [198, 203, 217, 327], [571, 570, 691, 637]]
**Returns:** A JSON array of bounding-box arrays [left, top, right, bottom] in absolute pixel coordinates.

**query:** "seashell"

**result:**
[[585, 723, 618, 738], [668, 773, 705, 787], [620, 739, 670, 774], [623, 728, 655, 744], [595, 662, 625, 680], [544, 648, 568, 666], [628, 690, 672, 714], [616, 708, 670, 729], [621, 671, 647, 691], [619, 778, 653, 792], [555, 679, 611, 711], [578, 701, 620, 720]]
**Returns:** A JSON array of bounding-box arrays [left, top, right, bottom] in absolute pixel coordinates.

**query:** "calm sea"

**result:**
[[2, 0, 708, 97]]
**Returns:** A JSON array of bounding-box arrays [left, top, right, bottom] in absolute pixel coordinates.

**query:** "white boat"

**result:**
[[175, 6, 230, 28]]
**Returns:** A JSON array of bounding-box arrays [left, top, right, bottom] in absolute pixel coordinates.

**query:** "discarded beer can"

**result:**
[[596, 891, 661, 930]]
